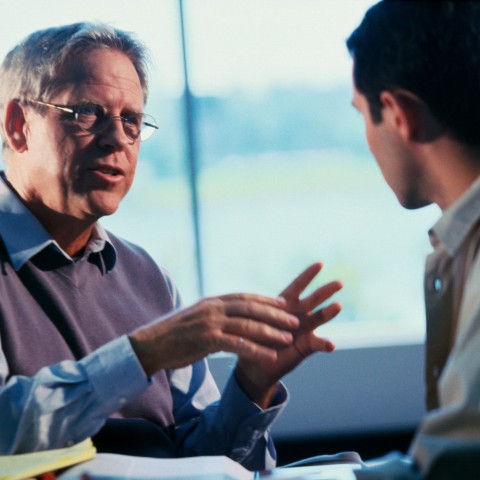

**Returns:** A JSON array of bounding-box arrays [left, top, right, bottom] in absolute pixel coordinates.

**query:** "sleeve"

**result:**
[[170, 358, 288, 471], [408, 304, 480, 473], [0, 335, 149, 454], [353, 453, 420, 479], [161, 266, 288, 471]]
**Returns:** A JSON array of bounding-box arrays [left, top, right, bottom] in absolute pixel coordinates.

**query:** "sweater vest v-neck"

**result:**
[[0, 233, 178, 456]]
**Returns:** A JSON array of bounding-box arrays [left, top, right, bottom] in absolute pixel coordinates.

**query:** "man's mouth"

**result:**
[[94, 166, 123, 177]]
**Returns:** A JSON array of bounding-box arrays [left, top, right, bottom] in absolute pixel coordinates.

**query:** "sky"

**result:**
[[0, 0, 376, 96]]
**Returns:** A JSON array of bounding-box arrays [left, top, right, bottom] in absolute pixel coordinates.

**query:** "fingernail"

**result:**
[[276, 296, 287, 305], [283, 331, 293, 342], [289, 314, 300, 327], [326, 341, 335, 352]]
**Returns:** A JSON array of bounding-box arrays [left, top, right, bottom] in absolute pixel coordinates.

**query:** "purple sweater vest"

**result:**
[[0, 233, 178, 457]]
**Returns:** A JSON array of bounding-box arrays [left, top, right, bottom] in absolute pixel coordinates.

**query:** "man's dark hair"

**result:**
[[347, 1, 480, 148]]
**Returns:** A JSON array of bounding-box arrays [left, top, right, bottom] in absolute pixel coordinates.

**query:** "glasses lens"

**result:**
[[74, 104, 157, 141], [75, 104, 106, 133], [120, 113, 142, 140], [139, 114, 158, 141]]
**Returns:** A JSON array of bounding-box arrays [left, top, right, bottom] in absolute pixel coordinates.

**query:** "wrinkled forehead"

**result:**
[[54, 48, 145, 105]]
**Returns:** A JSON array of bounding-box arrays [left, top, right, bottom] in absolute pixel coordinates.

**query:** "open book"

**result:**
[[58, 453, 254, 480], [0, 438, 96, 480]]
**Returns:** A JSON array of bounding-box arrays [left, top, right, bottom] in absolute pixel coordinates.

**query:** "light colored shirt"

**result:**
[[0, 175, 286, 469], [356, 175, 480, 478], [410, 174, 480, 470]]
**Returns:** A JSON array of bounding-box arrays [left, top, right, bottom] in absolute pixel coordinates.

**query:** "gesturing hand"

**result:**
[[235, 262, 342, 408], [129, 292, 299, 376]]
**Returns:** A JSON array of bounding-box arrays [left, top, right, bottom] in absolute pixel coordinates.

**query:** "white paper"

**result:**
[[59, 453, 254, 480]]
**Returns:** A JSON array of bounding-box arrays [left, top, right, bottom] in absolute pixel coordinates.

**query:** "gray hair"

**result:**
[[0, 21, 150, 150]]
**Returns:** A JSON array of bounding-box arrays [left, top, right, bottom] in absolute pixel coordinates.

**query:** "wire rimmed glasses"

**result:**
[[27, 99, 159, 141]]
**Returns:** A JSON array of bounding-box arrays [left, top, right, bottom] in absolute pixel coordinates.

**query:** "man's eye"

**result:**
[[123, 114, 142, 127], [76, 104, 102, 117]]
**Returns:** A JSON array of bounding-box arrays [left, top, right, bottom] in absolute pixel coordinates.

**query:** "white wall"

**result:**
[[208, 343, 425, 440]]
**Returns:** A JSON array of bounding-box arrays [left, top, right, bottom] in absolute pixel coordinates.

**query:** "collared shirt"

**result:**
[[409, 174, 480, 470], [0, 174, 286, 470], [0, 172, 116, 272], [355, 177, 480, 479]]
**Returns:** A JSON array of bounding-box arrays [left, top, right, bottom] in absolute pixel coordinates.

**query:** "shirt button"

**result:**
[[433, 278, 442, 292], [433, 366, 439, 378], [66, 439, 75, 447], [118, 396, 127, 405]]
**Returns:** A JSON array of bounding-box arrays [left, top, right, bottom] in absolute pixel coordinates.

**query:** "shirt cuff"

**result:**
[[219, 373, 288, 434], [79, 335, 150, 415]]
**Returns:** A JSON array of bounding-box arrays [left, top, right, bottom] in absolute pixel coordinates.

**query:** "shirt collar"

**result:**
[[0, 173, 116, 271], [429, 175, 480, 256]]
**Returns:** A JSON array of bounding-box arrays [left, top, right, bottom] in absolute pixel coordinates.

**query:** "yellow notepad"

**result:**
[[0, 438, 96, 480]]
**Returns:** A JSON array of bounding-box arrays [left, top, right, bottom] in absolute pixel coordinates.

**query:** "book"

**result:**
[[58, 453, 254, 480], [0, 438, 96, 480]]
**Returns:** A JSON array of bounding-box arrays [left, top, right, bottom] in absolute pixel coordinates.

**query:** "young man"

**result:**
[[0, 22, 342, 470], [348, 1, 480, 477]]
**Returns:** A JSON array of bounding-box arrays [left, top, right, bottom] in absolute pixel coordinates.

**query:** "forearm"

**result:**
[[0, 336, 148, 454]]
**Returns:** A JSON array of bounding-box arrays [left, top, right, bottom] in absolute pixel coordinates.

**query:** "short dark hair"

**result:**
[[347, 1, 480, 148]]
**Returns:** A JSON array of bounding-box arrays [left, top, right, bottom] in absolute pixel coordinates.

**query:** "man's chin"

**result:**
[[83, 192, 126, 218], [398, 197, 432, 210], [82, 202, 121, 221]]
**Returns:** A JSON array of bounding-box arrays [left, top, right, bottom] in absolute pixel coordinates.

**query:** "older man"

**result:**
[[0, 22, 342, 470]]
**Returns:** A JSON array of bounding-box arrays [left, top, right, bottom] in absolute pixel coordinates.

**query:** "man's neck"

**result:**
[[1, 171, 98, 257], [24, 201, 96, 258], [423, 138, 480, 211], [47, 222, 96, 258]]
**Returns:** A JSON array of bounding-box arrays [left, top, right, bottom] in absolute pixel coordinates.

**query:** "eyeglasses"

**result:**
[[27, 99, 159, 141]]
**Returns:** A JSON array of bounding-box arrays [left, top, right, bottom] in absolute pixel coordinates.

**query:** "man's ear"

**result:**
[[4, 100, 28, 152], [379, 90, 427, 143]]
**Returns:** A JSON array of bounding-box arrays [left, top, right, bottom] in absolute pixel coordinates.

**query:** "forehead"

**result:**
[[56, 49, 144, 107]]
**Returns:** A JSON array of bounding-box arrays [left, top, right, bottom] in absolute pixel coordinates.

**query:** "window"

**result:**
[[0, 0, 438, 345], [181, 0, 438, 346], [0, 0, 430, 440]]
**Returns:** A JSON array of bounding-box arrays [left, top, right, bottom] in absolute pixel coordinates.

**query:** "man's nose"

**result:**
[[97, 117, 133, 149]]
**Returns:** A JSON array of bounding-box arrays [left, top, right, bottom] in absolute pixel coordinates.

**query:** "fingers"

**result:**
[[219, 332, 279, 363], [280, 262, 323, 299], [298, 280, 343, 313], [305, 335, 336, 355], [222, 315, 294, 347], [308, 301, 342, 329], [219, 292, 287, 310], [293, 323, 337, 358], [190, 295, 298, 356], [220, 296, 299, 330]]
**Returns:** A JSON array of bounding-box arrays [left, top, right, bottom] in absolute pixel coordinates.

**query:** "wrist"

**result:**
[[128, 330, 157, 377], [234, 365, 278, 409]]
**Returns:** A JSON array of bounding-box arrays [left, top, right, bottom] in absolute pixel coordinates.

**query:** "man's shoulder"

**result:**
[[105, 230, 172, 280], [106, 230, 150, 258], [105, 230, 179, 306]]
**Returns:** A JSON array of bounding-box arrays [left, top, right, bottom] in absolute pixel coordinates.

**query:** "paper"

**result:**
[[59, 453, 254, 480], [259, 464, 359, 479], [0, 438, 96, 480]]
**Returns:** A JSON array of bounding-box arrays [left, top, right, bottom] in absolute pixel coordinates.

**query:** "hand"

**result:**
[[129, 293, 300, 376], [235, 262, 342, 408]]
